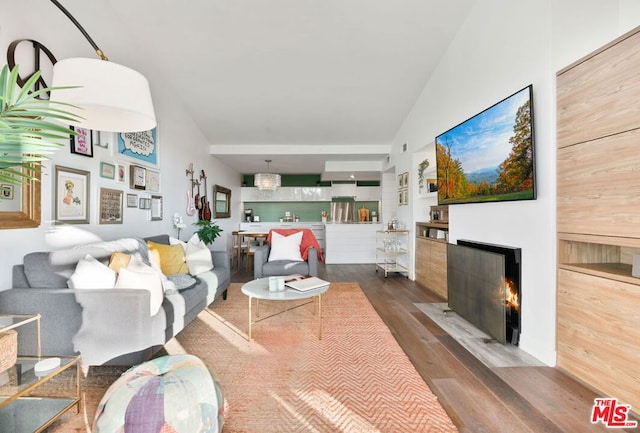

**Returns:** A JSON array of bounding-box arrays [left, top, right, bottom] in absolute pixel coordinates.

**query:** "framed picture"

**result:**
[[146, 169, 161, 193], [99, 188, 124, 224], [129, 165, 147, 190], [54, 165, 90, 224], [150, 195, 163, 221], [139, 197, 151, 209], [126, 193, 138, 208], [116, 163, 126, 183], [403, 189, 409, 206], [100, 162, 116, 179], [398, 174, 404, 189], [402, 172, 409, 188], [117, 128, 159, 167], [70, 126, 93, 157], [398, 190, 404, 205], [0, 184, 14, 200]]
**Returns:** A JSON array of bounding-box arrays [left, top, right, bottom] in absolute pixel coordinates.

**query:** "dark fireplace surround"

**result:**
[[447, 240, 521, 345]]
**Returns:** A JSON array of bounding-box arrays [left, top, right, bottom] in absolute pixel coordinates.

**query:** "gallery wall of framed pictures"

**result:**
[[55, 126, 164, 224], [398, 171, 408, 206]]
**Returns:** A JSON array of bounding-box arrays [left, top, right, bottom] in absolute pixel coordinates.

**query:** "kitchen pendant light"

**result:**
[[254, 160, 281, 191]]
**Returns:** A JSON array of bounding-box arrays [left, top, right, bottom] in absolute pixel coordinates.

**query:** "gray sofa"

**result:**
[[0, 234, 229, 366]]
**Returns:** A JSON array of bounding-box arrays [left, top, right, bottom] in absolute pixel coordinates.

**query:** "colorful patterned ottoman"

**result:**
[[93, 354, 224, 433]]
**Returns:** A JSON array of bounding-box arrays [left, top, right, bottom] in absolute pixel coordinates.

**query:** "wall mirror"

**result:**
[[213, 184, 231, 218], [0, 167, 41, 229]]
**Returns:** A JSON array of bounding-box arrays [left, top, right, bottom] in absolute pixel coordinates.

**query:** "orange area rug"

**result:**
[[177, 282, 458, 432], [50, 282, 457, 432]]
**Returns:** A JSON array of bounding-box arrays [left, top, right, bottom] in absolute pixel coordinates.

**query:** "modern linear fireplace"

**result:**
[[447, 240, 521, 345]]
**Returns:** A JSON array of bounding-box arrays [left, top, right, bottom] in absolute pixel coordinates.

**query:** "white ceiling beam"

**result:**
[[209, 144, 391, 156]]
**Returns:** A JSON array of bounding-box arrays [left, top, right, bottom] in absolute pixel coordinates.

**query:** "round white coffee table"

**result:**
[[241, 278, 330, 341]]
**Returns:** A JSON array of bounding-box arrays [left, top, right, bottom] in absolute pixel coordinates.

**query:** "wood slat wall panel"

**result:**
[[557, 26, 640, 414], [430, 241, 448, 298], [415, 237, 430, 286], [415, 237, 448, 299], [557, 29, 640, 148], [557, 270, 640, 411], [557, 128, 640, 237], [557, 240, 620, 265]]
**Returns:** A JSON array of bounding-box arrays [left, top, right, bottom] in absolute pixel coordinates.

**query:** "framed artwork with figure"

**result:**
[[54, 165, 90, 224]]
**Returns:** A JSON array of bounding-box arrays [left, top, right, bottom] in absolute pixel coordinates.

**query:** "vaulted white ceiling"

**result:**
[[38, 0, 477, 179]]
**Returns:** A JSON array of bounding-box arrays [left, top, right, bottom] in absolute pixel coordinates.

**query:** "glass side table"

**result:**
[[0, 314, 82, 432], [0, 314, 41, 357]]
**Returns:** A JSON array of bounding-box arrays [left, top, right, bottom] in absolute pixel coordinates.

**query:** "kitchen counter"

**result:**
[[323, 221, 380, 224], [239, 222, 326, 251], [324, 223, 383, 264], [238, 222, 383, 263]]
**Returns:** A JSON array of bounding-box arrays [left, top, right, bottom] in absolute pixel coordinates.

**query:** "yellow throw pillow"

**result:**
[[109, 251, 132, 273], [147, 241, 189, 275]]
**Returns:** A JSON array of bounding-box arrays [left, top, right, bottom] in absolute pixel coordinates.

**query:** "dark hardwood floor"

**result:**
[[232, 263, 638, 433]]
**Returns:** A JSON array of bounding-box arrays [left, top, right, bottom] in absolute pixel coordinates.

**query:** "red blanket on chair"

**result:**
[[267, 228, 324, 262]]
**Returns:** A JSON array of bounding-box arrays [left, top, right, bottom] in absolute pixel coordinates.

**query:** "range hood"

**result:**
[[331, 182, 357, 197]]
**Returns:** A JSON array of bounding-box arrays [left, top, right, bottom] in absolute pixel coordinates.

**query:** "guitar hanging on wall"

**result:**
[[185, 163, 196, 216], [200, 170, 212, 221]]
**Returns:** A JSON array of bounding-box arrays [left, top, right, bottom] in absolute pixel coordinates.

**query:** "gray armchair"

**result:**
[[253, 244, 319, 279]]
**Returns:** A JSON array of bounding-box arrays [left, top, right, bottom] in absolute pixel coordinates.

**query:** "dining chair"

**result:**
[[242, 233, 268, 272], [231, 230, 247, 271]]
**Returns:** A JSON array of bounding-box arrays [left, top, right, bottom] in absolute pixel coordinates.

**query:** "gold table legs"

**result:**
[[247, 295, 323, 341]]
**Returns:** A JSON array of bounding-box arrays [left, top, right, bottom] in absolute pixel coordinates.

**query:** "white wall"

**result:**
[[391, 0, 639, 365], [0, 2, 242, 289]]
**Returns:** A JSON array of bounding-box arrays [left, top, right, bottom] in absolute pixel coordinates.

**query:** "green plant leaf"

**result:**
[[0, 64, 81, 184]]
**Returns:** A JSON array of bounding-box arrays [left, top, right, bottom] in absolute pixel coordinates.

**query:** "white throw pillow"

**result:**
[[67, 254, 116, 289], [268, 231, 304, 262], [115, 258, 164, 315], [186, 235, 214, 275]]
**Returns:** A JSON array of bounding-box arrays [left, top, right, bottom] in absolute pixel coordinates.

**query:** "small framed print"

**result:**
[[70, 126, 93, 157], [403, 189, 409, 206], [139, 197, 151, 209], [402, 172, 409, 188], [126, 193, 138, 208], [150, 195, 163, 221], [0, 184, 14, 200], [398, 174, 404, 189], [116, 163, 126, 183], [99, 188, 123, 224], [146, 169, 160, 193], [398, 190, 404, 205], [130, 165, 146, 190], [100, 162, 116, 179]]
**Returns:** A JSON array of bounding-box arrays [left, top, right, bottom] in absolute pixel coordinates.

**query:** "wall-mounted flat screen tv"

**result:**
[[435, 85, 536, 205]]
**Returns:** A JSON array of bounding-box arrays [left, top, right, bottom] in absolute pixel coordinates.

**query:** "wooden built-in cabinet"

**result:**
[[415, 209, 448, 299], [556, 26, 640, 412]]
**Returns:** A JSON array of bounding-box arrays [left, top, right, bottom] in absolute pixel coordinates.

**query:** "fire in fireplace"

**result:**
[[447, 239, 521, 345]]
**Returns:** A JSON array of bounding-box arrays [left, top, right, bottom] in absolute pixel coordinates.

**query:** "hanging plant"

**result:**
[[417, 158, 430, 190]]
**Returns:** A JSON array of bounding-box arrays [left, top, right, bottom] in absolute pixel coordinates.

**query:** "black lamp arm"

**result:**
[[50, 0, 108, 61]]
